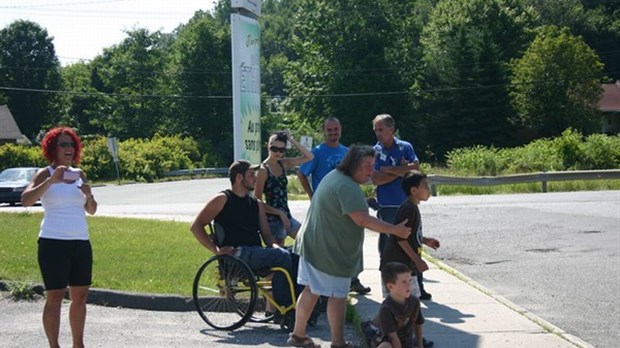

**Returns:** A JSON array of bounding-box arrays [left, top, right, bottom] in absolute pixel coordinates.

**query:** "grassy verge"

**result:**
[[0, 212, 211, 296]]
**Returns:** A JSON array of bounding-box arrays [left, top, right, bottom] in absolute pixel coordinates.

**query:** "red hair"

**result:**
[[41, 127, 83, 165]]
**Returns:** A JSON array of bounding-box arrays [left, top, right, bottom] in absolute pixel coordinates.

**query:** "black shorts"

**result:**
[[38, 238, 93, 290]]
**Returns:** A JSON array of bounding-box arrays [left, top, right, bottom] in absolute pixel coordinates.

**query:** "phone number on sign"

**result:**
[[244, 140, 259, 151]]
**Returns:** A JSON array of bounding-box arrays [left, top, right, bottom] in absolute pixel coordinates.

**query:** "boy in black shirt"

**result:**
[[381, 171, 440, 300]]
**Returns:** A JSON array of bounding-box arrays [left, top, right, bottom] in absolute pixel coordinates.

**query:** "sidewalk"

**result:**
[[352, 231, 593, 348]]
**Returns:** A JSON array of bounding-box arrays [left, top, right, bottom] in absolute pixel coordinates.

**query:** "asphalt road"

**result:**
[[1, 180, 618, 347], [0, 293, 358, 348], [419, 191, 620, 348]]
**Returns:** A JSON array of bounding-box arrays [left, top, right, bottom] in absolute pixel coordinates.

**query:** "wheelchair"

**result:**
[[192, 223, 301, 332]]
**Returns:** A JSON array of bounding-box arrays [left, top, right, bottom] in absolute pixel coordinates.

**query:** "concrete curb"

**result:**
[[0, 281, 194, 312], [87, 288, 194, 311]]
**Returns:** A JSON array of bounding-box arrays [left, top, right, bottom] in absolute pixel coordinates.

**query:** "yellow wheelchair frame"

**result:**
[[192, 223, 298, 331]]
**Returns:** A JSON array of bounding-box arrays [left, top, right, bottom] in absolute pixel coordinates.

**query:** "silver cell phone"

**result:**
[[63, 170, 80, 181]]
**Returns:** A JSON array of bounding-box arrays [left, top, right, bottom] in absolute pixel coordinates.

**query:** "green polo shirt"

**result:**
[[294, 170, 368, 277]]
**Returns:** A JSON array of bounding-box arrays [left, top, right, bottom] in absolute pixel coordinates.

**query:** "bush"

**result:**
[[445, 129, 619, 175], [118, 135, 201, 182], [446, 145, 507, 176], [0, 144, 45, 169], [506, 137, 562, 173], [81, 137, 117, 181], [581, 133, 620, 170], [552, 129, 585, 170]]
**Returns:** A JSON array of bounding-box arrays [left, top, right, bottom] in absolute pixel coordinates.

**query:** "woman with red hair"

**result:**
[[21, 126, 97, 348]]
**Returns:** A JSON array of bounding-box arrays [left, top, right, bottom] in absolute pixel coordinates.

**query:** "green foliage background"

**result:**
[[1, 0, 619, 165], [2, 130, 617, 183]]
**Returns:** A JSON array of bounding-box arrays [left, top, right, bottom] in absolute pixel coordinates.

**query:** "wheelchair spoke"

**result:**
[[193, 255, 258, 330]]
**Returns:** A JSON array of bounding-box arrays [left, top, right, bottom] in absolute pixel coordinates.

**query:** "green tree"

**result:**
[[0, 20, 61, 139], [166, 11, 233, 164], [261, 0, 299, 98], [414, 0, 535, 160], [285, 0, 413, 145], [56, 61, 109, 135], [383, 0, 437, 86], [509, 25, 605, 137], [89, 28, 169, 139], [525, 0, 620, 80]]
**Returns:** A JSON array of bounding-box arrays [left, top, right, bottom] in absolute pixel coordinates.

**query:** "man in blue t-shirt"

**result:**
[[297, 117, 370, 295], [298, 117, 348, 199]]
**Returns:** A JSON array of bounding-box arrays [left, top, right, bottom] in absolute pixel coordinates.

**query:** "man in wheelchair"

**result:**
[[190, 160, 293, 313]]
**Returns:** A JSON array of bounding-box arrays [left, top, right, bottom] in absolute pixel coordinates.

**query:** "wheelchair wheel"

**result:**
[[193, 255, 258, 330]]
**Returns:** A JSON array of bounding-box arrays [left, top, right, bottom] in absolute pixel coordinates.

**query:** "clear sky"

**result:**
[[0, 0, 216, 66]]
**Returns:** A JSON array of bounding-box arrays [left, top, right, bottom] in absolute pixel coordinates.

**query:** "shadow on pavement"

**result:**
[[354, 293, 480, 348]]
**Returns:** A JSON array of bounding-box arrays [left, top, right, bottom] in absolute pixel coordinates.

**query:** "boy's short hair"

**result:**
[[401, 170, 427, 196], [382, 262, 412, 286]]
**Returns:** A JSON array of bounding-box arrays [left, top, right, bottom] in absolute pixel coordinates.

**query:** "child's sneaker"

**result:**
[[361, 321, 381, 348]]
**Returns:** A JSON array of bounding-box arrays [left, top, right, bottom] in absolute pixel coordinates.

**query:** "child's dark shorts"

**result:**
[[38, 238, 93, 290]]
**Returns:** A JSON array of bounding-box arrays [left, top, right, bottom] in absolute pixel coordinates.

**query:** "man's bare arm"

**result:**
[[190, 194, 230, 255], [297, 170, 313, 199]]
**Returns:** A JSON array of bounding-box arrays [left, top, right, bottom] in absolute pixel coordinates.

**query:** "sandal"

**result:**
[[330, 342, 355, 348], [287, 333, 321, 348]]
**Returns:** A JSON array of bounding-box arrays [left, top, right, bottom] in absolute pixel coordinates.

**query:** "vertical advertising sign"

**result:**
[[231, 13, 261, 163]]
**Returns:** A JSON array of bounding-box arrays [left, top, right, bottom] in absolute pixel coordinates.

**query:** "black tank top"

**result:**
[[214, 190, 262, 247]]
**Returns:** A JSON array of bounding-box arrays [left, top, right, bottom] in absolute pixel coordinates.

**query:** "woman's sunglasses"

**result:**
[[58, 142, 76, 148], [269, 145, 286, 153]]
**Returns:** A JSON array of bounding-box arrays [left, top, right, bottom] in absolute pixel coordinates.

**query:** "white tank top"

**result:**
[[39, 166, 89, 240]]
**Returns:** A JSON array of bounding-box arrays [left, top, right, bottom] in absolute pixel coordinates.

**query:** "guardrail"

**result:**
[[166, 168, 228, 177], [427, 169, 620, 196], [166, 166, 299, 177], [168, 168, 620, 196]]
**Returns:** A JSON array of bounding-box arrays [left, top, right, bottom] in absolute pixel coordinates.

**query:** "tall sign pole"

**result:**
[[231, 0, 261, 163]]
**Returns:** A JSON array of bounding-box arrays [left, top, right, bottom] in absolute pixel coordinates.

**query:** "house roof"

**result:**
[[0, 105, 29, 143], [598, 81, 620, 112]]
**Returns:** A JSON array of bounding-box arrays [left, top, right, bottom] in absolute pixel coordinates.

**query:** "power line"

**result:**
[[4, 8, 202, 20], [4, 49, 620, 76], [0, 0, 133, 9], [1, 71, 616, 100], [0, 85, 408, 99], [0, 86, 231, 99]]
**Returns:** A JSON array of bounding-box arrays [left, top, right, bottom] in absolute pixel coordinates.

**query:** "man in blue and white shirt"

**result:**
[[371, 114, 420, 207], [371, 113, 435, 301]]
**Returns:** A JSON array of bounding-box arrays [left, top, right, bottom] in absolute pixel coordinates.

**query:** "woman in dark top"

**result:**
[[255, 130, 313, 246]]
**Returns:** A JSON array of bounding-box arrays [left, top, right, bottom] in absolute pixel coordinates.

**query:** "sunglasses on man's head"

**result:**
[[269, 145, 286, 153], [58, 142, 76, 148]]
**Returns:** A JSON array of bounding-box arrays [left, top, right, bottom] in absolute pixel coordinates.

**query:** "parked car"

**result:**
[[0, 167, 38, 206]]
